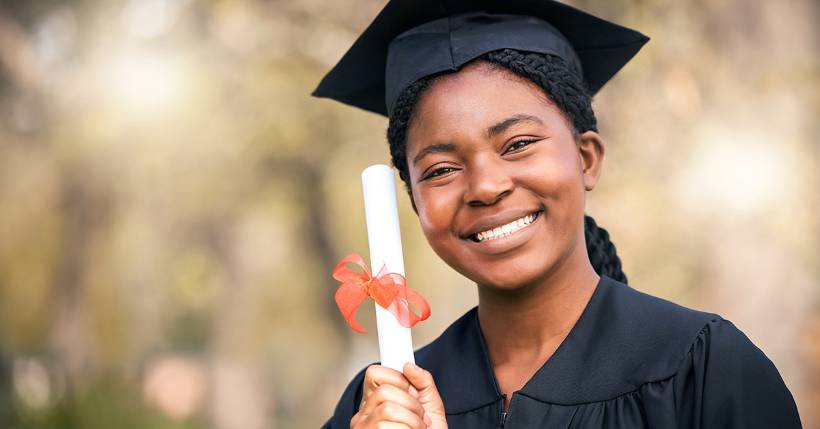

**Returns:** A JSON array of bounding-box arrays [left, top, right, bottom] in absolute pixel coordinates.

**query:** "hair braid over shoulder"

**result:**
[[584, 215, 628, 283]]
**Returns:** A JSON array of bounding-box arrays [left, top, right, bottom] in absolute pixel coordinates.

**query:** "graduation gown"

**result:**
[[322, 276, 802, 428]]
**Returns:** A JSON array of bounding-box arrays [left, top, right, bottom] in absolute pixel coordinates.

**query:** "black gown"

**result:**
[[322, 276, 802, 428]]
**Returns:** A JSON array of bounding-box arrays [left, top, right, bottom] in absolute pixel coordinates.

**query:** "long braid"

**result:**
[[584, 215, 628, 283], [386, 49, 628, 284]]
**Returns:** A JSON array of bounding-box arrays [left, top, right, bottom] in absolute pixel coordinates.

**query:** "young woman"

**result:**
[[314, 1, 802, 428]]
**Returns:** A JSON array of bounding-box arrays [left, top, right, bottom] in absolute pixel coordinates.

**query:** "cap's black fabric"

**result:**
[[312, 0, 649, 117]]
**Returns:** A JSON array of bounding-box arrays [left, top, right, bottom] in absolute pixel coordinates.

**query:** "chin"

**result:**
[[475, 261, 555, 292], [448, 229, 581, 293], [452, 247, 562, 292]]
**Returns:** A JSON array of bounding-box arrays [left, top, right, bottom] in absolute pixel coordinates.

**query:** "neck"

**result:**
[[476, 246, 600, 366]]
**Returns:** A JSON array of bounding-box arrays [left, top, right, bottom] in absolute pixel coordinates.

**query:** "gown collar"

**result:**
[[417, 275, 612, 413], [417, 274, 716, 413]]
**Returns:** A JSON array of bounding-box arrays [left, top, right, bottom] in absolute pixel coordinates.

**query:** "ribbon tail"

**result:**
[[334, 282, 369, 333], [405, 287, 431, 324], [388, 298, 412, 328], [387, 286, 431, 329]]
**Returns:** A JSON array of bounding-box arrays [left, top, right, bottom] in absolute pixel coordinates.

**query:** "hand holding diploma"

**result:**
[[351, 362, 448, 429]]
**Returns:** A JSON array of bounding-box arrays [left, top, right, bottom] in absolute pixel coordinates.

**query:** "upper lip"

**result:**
[[459, 208, 542, 239]]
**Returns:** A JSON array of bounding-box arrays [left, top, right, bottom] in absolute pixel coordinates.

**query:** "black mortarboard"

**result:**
[[312, 0, 649, 117]]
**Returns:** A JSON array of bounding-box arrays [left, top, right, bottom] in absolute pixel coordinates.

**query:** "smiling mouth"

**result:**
[[469, 210, 542, 243]]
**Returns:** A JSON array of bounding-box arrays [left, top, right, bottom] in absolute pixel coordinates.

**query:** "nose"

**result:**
[[463, 158, 514, 206]]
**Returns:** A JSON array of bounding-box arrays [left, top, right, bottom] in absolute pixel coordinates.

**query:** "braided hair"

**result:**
[[387, 48, 628, 284]]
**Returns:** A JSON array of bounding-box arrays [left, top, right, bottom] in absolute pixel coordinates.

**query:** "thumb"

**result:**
[[403, 362, 445, 415]]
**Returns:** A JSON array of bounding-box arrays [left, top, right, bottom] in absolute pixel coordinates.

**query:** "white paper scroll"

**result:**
[[361, 164, 415, 372]]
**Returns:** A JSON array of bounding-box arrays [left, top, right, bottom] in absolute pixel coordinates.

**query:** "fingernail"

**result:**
[[424, 413, 432, 426]]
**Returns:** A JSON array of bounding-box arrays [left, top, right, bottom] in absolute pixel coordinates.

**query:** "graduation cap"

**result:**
[[312, 0, 649, 117]]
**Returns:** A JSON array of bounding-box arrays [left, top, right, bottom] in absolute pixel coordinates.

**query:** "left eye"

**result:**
[[504, 139, 537, 154]]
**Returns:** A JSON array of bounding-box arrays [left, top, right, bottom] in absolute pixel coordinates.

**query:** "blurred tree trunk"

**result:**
[[206, 220, 273, 429], [50, 170, 111, 393], [1, 0, 99, 402], [262, 155, 344, 334]]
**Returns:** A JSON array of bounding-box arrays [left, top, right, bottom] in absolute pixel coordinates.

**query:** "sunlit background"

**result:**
[[0, 0, 817, 428]]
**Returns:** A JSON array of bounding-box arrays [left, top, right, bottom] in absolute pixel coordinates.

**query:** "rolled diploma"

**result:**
[[361, 164, 415, 372]]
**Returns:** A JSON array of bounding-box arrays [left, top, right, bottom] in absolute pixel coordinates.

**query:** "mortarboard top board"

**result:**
[[312, 0, 649, 117]]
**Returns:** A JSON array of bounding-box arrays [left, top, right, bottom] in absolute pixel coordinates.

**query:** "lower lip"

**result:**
[[466, 211, 542, 255]]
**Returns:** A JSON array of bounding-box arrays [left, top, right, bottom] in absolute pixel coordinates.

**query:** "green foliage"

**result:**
[[6, 376, 205, 429]]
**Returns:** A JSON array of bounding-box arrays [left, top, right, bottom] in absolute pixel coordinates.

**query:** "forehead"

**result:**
[[407, 62, 565, 142]]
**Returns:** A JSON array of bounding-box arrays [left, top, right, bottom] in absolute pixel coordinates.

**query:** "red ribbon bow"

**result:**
[[332, 253, 431, 333]]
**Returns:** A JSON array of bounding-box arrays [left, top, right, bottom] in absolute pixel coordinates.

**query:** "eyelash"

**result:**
[[503, 138, 538, 154], [420, 139, 539, 181], [422, 166, 457, 181]]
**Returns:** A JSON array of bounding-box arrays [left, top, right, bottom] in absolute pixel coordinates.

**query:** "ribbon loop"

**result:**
[[332, 253, 431, 333]]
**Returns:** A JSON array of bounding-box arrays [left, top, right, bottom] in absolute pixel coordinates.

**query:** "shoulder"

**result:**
[[547, 277, 796, 407], [600, 276, 720, 337], [676, 317, 802, 427], [605, 278, 801, 425], [602, 278, 781, 379], [691, 317, 794, 398], [698, 317, 773, 365], [581, 277, 723, 381]]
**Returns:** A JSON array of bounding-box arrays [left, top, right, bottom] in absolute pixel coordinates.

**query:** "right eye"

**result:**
[[422, 166, 457, 181]]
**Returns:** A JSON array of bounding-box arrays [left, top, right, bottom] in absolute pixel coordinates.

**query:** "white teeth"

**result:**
[[473, 212, 538, 242]]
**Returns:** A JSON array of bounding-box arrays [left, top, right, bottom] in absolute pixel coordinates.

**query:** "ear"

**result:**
[[578, 130, 605, 191]]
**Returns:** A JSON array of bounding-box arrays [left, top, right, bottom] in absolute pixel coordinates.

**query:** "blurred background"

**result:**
[[0, 0, 817, 428]]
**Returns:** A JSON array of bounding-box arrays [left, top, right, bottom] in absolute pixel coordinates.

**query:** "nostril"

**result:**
[[466, 189, 512, 207]]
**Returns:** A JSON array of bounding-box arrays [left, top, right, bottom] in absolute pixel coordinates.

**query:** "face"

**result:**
[[405, 62, 604, 290]]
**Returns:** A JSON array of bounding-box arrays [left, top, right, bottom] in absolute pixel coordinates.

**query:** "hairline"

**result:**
[[403, 59, 583, 160]]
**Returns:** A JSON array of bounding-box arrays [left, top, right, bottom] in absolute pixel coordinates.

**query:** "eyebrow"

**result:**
[[412, 143, 456, 165], [411, 114, 543, 166], [486, 114, 544, 138]]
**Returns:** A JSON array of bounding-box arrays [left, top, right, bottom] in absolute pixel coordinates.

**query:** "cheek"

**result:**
[[518, 148, 585, 203], [413, 187, 457, 236]]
